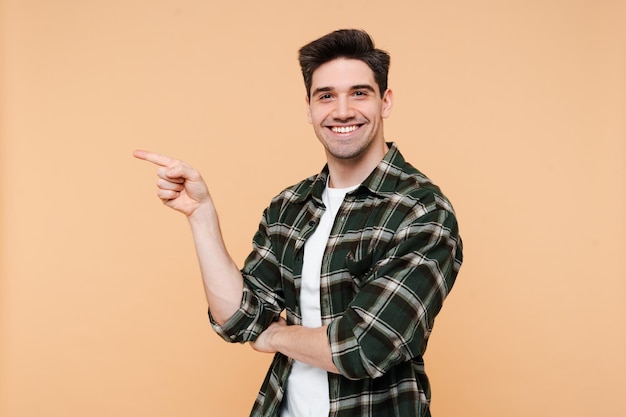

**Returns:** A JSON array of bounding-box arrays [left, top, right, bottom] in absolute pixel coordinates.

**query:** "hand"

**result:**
[[133, 150, 211, 217], [250, 317, 288, 354]]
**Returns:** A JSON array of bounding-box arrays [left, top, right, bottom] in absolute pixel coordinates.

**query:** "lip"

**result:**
[[325, 124, 364, 135]]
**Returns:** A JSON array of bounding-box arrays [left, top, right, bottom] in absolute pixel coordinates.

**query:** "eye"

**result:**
[[353, 90, 368, 97], [319, 93, 333, 100]]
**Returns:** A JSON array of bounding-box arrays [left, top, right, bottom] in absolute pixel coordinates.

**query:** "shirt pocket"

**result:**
[[343, 225, 395, 290], [345, 248, 374, 290]]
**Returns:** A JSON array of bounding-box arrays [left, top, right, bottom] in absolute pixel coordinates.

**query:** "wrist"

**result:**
[[267, 323, 286, 352], [187, 201, 217, 226]]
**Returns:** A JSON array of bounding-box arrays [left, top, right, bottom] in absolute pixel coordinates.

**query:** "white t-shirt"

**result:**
[[281, 181, 358, 417]]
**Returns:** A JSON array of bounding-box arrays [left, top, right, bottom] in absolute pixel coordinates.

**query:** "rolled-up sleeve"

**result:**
[[327, 208, 462, 380]]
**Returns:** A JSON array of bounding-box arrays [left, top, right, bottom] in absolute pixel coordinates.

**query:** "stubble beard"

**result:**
[[324, 140, 372, 161]]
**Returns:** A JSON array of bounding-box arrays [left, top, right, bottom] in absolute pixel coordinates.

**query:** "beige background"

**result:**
[[1, 0, 625, 416]]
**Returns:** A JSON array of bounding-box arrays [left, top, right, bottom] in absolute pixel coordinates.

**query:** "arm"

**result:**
[[328, 208, 462, 380], [250, 318, 340, 374], [133, 150, 242, 325], [250, 210, 461, 377]]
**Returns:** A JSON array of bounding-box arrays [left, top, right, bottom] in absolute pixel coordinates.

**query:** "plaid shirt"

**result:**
[[210, 143, 463, 417]]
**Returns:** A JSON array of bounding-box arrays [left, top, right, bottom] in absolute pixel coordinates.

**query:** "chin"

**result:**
[[326, 144, 369, 161]]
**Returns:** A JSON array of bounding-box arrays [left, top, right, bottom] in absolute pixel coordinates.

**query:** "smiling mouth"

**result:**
[[330, 125, 360, 134]]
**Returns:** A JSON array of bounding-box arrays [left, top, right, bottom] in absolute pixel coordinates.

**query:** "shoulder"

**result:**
[[382, 159, 457, 222], [261, 173, 320, 222], [271, 174, 317, 205], [369, 143, 456, 217], [399, 162, 455, 211]]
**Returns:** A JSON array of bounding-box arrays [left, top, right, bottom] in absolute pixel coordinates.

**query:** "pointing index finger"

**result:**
[[133, 149, 175, 167]]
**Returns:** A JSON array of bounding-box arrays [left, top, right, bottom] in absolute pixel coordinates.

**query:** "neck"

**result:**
[[327, 142, 389, 188]]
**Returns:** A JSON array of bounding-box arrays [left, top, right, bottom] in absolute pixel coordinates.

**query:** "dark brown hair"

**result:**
[[298, 29, 390, 99]]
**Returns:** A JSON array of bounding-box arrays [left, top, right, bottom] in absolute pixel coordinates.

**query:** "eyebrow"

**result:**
[[351, 84, 376, 93], [311, 84, 377, 97]]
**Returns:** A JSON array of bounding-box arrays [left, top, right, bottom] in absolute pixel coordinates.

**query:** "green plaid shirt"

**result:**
[[210, 143, 463, 417]]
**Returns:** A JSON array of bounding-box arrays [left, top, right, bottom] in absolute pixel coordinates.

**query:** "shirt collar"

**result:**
[[294, 142, 406, 204]]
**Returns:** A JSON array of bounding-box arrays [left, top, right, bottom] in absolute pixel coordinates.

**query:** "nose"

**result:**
[[332, 95, 355, 121]]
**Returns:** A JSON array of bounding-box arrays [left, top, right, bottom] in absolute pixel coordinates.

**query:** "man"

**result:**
[[135, 29, 463, 417]]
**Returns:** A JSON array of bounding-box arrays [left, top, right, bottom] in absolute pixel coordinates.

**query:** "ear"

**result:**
[[381, 89, 393, 118], [305, 95, 312, 124]]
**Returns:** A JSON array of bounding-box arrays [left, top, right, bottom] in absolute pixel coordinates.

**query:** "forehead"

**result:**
[[311, 58, 378, 93]]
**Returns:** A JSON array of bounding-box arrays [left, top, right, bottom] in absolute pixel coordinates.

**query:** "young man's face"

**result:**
[[306, 58, 393, 164]]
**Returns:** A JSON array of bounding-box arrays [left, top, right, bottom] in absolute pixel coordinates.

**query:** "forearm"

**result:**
[[188, 203, 244, 325], [253, 321, 340, 374], [278, 326, 339, 373]]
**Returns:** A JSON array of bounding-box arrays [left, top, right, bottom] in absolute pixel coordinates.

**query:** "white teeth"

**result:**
[[331, 125, 358, 134]]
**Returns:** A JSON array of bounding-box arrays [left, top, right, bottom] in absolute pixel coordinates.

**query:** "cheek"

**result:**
[[372, 105, 386, 120], [308, 108, 325, 125]]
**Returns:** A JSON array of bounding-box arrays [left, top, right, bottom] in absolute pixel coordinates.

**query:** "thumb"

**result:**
[[164, 163, 201, 183]]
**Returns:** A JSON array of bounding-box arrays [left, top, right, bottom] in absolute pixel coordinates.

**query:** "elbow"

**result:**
[[328, 318, 414, 381], [207, 289, 281, 344]]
